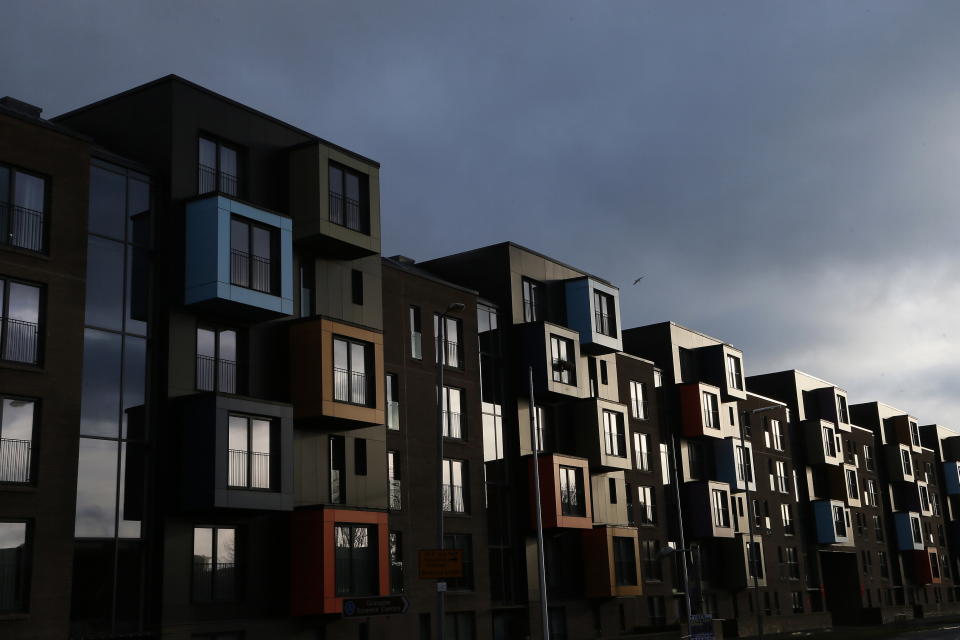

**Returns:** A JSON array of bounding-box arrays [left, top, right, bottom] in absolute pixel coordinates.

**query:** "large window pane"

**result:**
[[75, 438, 119, 537], [117, 442, 141, 539], [85, 236, 125, 330], [14, 172, 44, 213], [80, 328, 122, 437], [89, 165, 126, 240], [0, 521, 28, 612]]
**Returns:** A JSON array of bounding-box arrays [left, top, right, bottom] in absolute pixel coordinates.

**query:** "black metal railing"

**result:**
[[334, 367, 368, 405], [228, 449, 271, 489], [635, 451, 651, 472], [2, 319, 38, 364], [389, 479, 402, 511], [551, 358, 574, 384], [436, 338, 462, 368], [230, 249, 273, 293], [328, 191, 365, 232], [0, 438, 30, 484], [442, 484, 465, 513], [0, 203, 44, 253], [198, 165, 238, 197], [443, 411, 462, 439], [195, 355, 237, 393], [191, 561, 237, 602]]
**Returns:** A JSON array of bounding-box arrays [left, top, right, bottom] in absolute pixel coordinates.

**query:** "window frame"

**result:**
[[442, 458, 468, 514], [549, 335, 576, 385], [602, 409, 626, 458], [726, 354, 743, 391], [434, 313, 463, 369], [229, 215, 279, 295], [0, 277, 43, 366], [0, 163, 47, 254], [334, 522, 379, 597], [0, 519, 31, 613], [441, 386, 465, 439], [226, 414, 275, 491], [559, 465, 586, 517], [332, 336, 374, 406], [191, 525, 239, 603], [592, 289, 616, 337], [521, 277, 544, 323], [327, 161, 370, 234], [195, 325, 239, 394], [629, 380, 647, 420], [198, 135, 241, 197], [0, 396, 37, 485]]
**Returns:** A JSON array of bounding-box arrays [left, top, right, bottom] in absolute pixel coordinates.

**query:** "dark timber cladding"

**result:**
[[3, 74, 960, 640]]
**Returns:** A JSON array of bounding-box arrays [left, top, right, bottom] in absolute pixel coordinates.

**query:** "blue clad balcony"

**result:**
[[564, 277, 622, 354], [944, 462, 960, 495], [812, 499, 849, 544], [894, 512, 925, 551], [185, 195, 293, 319]]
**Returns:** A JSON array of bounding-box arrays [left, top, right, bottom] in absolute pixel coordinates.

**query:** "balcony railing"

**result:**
[[228, 449, 271, 489], [2, 318, 38, 364], [192, 561, 238, 602], [387, 401, 400, 430], [0, 438, 30, 484], [389, 479, 402, 511], [230, 249, 273, 293], [0, 203, 44, 253], [436, 338, 462, 368], [328, 191, 365, 232], [443, 411, 462, 439], [334, 367, 368, 405], [442, 483, 465, 513], [195, 355, 237, 394], [198, 164, 238, 197]]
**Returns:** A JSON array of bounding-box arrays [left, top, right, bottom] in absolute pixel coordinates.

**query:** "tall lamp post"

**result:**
[[436, 302, 464, 640]]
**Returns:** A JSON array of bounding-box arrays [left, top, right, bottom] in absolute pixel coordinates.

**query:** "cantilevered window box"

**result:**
[[184, 194, 293, 319], [563, 277, 622, 354]]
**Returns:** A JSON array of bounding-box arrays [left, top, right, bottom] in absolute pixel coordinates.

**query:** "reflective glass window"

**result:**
[[75, 438, 119, 537], [80, 328, 122, 437], [89, 165, 127, 240], [84, 235, 125, 330]]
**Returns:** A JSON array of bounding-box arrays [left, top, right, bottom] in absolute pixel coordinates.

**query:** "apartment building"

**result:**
[[4, 75, 960, 640]]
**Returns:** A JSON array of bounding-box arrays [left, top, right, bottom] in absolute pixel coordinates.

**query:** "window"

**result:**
[[522, 278, 544, 322], [781, 503, 795, 535], [434, 314, 463, 368], [833, 505, 846, 538], [389, 532, 404, 593], [902, 450, 913, 477], [388, 450, 401, 511], [910, 421, 921, 447], [442, 459, 467, 513], [534, 406, 547, 452], [351, 270, 363, 305], [864, 444, 874, 471], [330, 436, 345, 504], [335, 524, 378, 596], [726, 354, 743, 391], [0, 278, 41, 365], [328, 162, 369, 233], [771, 419, 783, 451], [712, 488, 730, 528], [441, 386, 464, 439], [613, 537, 638, 585], [409, 306, 422, 359], [608, 478, 617, 504], [0, 165, 45, 253], [192, 527, 237, 602], [603, 410, 626, 457], [637, 486, 656, 524], [641, 540, 662, 581], [931, 552, 942, 579], [0, 398, 34, 484], [599, 360, 608, 385], [445, 612, 475, 639], [443, 534, 474, 590], [354, 438, 367, 476], [653, 370, 663, 387], [737, 445, 753, 483], [230, 217, 277, 294], [593, 290, 616, 337], [196, 327, 238, 393], [629, 380, 647, 419], [878, 551, 889, 578], [198, 136, 239, 196], [634, 433, 650, 471], [701, 391, 719, 430], [227, 415, 273, 490], [746, 541, 764, 579], [386, 374, 399, 430], [559, 465, 585, 517], [845, 468, 859, 501], [791, 591, 804, 614], [0, 520, 28, 612], [822, 426, 836, 457], [784, 546, 800, 579], [333, 337, 373, 406], [932, 492, 941, 517], [550, 335, 575, 384], [299, 259, 315, 318], [836, 394, 849, 423], [874, 515, 884, 541]]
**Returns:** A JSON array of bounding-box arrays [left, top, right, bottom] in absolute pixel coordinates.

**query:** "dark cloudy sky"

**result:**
[[6, 1, 960, 425]]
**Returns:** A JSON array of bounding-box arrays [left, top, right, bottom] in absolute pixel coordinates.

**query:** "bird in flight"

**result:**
[[633, 276, 644, 285]]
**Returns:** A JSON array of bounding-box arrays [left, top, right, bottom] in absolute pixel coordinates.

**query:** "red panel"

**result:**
[[910, 550, 933, 585], [581, 528, 612, 597], [679, 384, 703, 438], [530, 456, 559, 529]]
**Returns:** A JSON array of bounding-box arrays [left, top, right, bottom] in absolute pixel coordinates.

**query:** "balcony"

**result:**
[[812, 500, 850, 545], [802, 419, 843, 466], [529, 454, 593, 529], [893, 512, 925, 551], [0, 437, 31, 483], [174, 393, 293, 511], [692, 344, 748, 402], [515, 322, 586, 401], [581, 526, 642, 597], [292, 507, 389, 615], [563, 277, 622, 354], [196, 355, 237, 394], [288, 142, 381, 258], [184, 194, 293, 319], [0, 202, 44, 253], [714, 437, 756, 492], [1, 318, 39, 365], [290, 318, 385, 427], [573, 398, 631, 471], [886, 444, 915, 483], [884, 414, 923, 452], [677, 382, 737, 439], [683, 481, 735, 540]]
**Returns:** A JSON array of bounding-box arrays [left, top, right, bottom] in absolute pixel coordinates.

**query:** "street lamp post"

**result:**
[[436, 302, 464, 640]]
